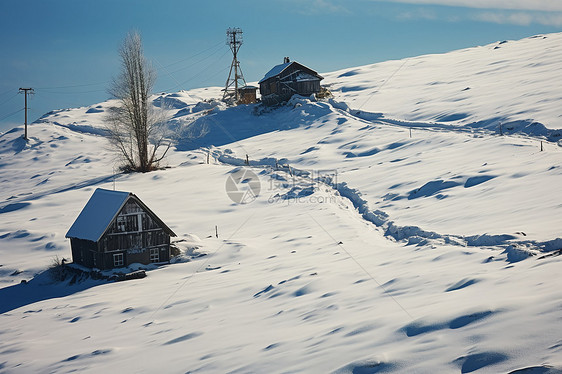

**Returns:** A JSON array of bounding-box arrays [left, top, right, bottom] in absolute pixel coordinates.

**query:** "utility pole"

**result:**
[[19, 88, 34, 140], [223, 27, 247, 102], [233, 30, 239, 96]]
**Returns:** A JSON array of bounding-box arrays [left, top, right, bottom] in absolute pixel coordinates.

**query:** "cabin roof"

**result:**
[[65, 188, 176, 242], [259, 62, 292, 83], [259, 61, 323, 84], [66, 189, 129, 242]]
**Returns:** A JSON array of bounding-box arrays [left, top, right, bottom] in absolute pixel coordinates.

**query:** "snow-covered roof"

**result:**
[[65, 188, 130, 242], [259, 62, 292, 84], [239, 85, 257, 90], [259, 61, 323, 84]]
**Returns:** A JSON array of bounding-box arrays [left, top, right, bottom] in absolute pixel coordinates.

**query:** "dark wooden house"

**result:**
[[65, 188, 176, 270], [259, 57, 323, 105]]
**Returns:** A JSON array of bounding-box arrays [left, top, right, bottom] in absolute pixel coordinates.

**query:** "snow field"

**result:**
[[2, 160, 561, 372], [1, 32, 562, 373]]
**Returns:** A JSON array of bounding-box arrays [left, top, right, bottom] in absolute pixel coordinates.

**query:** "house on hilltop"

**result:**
[[66, 188, 176, 270], [259, 57, 323, 105]]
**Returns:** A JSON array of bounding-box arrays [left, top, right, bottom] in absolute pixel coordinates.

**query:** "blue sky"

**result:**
[[1, 0, 561, 133]]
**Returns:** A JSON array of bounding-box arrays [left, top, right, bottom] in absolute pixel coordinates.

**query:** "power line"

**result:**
[[197, 65, 231, 87], [35, 81, 108, 90], [146, 213, 255, 324], [166, 43, 226, 76], [36, 88, 107, 95], [154, 46, 224, 93], [162, 49, 231, 92], [0, 108, 24, 122], [28, 43, 226, 97], [358, 58, 409, 110], [0, 88, 16, 100], [32, 45, 221, 92], [0, 93, 19, 108], [0, 41, 229, 126], [6, 41, 226, 100], [160, 40, 224, 70], [306, 213, 415, 321], [179, 49, 231, 86]]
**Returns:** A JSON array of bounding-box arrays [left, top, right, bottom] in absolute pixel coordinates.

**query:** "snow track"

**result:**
[[199, 93, 562, 258], [213, 149, 554, 262], [350, 109, 562, 144]]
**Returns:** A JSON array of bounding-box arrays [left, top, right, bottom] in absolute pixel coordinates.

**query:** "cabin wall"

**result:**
[[101, 251, 123, 270], [259, 78, 276, 96], [96, 240, 170, 270], [288, 80, 321, 96], [101, 230, 169, 252], [70, 238, 99, 268], [98, 198, 171, 268]]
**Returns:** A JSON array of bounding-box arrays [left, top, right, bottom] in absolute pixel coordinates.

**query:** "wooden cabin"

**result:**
[[237, 85, 258, 104], [259, 57, 323, 105], [65, 188, 176, 270]]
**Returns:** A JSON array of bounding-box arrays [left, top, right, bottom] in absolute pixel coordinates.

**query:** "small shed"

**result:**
[[259, 57, 323, 105], [237, 85, 258, 104], [65, 188, 176, 270]]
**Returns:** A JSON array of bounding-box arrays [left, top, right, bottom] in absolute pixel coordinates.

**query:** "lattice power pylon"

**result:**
[[223, 27, 247, 101]]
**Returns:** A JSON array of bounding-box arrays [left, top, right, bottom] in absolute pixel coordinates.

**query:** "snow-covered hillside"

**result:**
[[325, 33, 562, 134], [1, 33, 562, 373]]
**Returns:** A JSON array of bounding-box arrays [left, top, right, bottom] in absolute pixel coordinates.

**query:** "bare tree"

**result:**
[[106, 31, 171, 172]]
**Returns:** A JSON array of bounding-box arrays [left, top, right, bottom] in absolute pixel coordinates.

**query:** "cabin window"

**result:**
[[116, 216, 126, 232], [115, 214, 139, 232], [113, 253, 124, 267], [150, 248, 159, 263]]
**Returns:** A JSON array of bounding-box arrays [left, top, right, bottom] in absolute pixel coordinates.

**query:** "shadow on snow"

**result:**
[[0, 269, 106, 314]]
